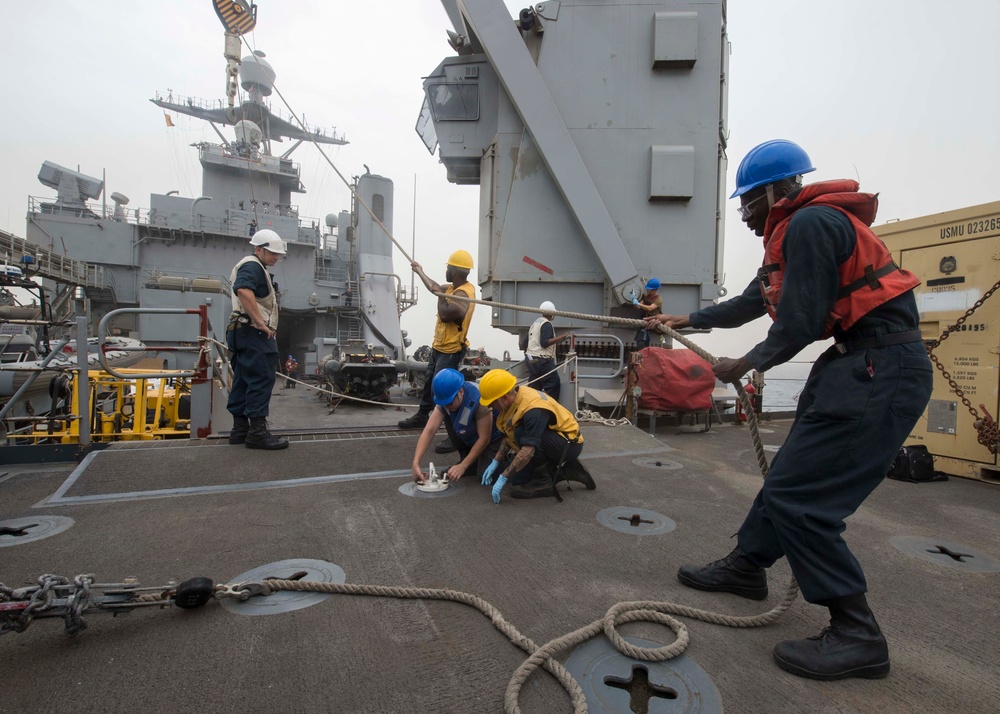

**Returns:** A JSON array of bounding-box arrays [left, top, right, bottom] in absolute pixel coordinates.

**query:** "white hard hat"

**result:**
[[249, 229, 287, 255], [539, 301, 556, 312]]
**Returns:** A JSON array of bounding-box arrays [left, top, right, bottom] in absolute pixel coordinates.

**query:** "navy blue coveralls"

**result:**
[[439, 382, 505, 481], [689, 206, 933, 603], [507, 410, 583, 486], [226, 259, 279, 419]]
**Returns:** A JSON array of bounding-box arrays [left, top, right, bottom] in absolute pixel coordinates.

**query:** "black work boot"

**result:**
[[511, 477, 556, 499], [561, 460, 596, 490], [398, 412, 429, 429], [434, 438, 458, 454], [245, 417, 289, 450], [676, 546, 768, 601], [229, 415, 250, 445], [773, 593, 890, 681]]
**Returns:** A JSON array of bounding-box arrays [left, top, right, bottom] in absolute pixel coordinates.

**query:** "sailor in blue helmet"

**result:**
[[646, 139, 932, 681], [631, 278, 663, 349], [410, 368, 504, 484]]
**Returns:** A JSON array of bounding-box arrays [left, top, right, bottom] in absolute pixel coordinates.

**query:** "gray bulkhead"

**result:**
[[422, 0, 729, 345]]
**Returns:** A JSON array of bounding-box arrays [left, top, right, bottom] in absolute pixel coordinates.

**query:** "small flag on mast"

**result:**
[[164, 113, 174, 127]]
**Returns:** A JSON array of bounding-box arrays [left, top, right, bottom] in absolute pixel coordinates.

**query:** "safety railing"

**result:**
[[570, 333, 626, 379], [97, 308, 208, 379]]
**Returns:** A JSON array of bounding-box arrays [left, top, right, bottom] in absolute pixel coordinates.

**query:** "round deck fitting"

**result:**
[[220, 558, 346, 616], [890, 536, 1000, 572], [632, 457, 684, 471], [399, 481, 466, 498], [565, 635, 723, 713], [597, 507, 676, 536], [0, 516, 74, 548], [415, 480, 451, 493]]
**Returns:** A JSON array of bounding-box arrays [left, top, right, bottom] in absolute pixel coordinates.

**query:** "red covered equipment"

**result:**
[[636, 348, 715, 411]]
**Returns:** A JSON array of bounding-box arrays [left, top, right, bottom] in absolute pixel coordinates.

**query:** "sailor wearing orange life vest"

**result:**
[[646, 140, 932, 682]]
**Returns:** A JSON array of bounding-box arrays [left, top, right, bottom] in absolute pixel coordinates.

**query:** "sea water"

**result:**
[[714, 360, 811, 413]]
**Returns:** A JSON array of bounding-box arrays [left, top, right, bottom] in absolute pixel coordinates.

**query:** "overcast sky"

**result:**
[[3, 1, 998, 370]]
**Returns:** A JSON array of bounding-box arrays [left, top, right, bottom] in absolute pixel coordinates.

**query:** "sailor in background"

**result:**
[[632, 278, 663, 350], [410, 369, 503, 484], [399, 250, 476, 437], [647, 139, 932, 681], [283, 354, 298, 389], [226, 229, 290, 450], [477, 368, 595, 503], [521, 301, 572, 400]]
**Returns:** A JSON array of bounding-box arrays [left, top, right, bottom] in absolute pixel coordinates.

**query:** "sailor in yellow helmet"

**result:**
[[477, 368, 596, 502], [399, 250, 477, 436]]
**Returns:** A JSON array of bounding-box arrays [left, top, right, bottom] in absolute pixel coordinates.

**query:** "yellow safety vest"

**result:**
[[432, 282, 475, 354], [497, 386, 582, 450]]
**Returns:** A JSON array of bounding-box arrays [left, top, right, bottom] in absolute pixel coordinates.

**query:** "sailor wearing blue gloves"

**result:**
[[410, 369, 504, 485], [478, 368, 596, 503], [633, 278, 663, 349]]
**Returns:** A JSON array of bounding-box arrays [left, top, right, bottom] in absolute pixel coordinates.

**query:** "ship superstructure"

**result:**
[[21, 44, 413, 382]]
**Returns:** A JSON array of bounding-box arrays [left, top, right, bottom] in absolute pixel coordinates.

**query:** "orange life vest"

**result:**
[[758, 179, 920, 338]]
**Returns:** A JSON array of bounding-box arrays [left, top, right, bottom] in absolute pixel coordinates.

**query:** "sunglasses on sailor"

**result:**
[[737, 193, 769, 220]]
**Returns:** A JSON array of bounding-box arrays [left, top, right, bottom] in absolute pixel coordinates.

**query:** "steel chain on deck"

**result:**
[[923, 276, 1000, 454]]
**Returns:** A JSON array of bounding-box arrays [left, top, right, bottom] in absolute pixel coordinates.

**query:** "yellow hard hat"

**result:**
[[447, 249, 474, 271], [478, 369, 517, 406]]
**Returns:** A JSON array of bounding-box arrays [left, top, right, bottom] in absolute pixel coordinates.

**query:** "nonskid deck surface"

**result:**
[[2, 401, 999, 713]]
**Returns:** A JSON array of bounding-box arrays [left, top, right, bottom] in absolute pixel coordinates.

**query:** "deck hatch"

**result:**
[[0, 516, 74, 547], [565, 635, 722, 713], [597, 507, 676, 536], [890, 536, 1000, 572]]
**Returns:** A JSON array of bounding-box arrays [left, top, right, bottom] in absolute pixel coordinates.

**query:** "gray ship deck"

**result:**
[[2, 386, 998, 713]]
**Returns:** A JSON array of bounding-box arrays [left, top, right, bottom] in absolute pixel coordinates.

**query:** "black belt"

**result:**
[[833, 330, 923, 354]]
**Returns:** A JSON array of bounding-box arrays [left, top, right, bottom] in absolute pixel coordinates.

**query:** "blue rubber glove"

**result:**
[[481, 459, 500, 486], [491, 475, 508, 504], [631, 297, 641, 306]]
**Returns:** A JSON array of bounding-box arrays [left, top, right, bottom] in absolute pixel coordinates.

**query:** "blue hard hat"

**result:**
[[731, 140, 816, 198], [645, 278, 661, 290], [432, 368, 465, 405]]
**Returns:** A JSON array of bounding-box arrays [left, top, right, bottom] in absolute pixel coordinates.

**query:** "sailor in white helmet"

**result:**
[[520, 301, 572, 400], [226, 229, 289, 450]]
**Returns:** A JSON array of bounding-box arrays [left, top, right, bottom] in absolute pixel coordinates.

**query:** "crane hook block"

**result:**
[[213, 0, 257, 35]]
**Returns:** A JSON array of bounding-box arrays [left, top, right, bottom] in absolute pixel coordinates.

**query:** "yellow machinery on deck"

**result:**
[[877, 200, 1000, 483], [17, 369, 191, 444]]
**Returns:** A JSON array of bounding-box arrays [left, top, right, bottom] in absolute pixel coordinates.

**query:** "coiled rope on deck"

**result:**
[[224, 577, 798, 714]]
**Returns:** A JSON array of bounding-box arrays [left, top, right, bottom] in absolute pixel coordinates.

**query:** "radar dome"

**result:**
[[240, 51, 275, 96], [325, 214, 338, 228], [234, 120, 263, 146]]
